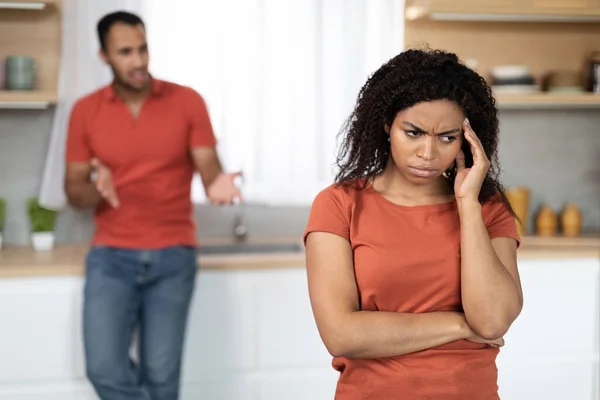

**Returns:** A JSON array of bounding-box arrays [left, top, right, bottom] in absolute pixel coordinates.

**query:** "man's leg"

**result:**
[[83, 246, 149, 400], [139, 245, 198, 400]]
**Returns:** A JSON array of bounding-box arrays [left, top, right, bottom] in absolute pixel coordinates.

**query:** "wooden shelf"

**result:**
[[406, 0, 600, 22], [521, 233, 600, 248], [0, 0, 61, 106], [404, 18, 600, 107], [0, 0, 58, 9], [0, 90, 56, 108], [495, 92, 600, 109], [423, 12, 600, 23]]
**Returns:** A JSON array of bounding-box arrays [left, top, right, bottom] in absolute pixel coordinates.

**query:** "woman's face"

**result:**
[[387, 100, 465, 185]]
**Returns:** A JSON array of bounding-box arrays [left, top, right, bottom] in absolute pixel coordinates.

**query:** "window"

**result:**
[[143, 0, 405, 205]]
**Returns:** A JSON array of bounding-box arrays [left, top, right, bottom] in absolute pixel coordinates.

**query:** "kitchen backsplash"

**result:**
[[0, 108, 598, 245]]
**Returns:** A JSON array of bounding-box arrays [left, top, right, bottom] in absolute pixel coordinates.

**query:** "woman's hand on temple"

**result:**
[[454, 118, 490, 203]]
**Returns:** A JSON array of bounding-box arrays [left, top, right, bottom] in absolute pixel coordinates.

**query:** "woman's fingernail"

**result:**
[[464, 118, 470, 125]]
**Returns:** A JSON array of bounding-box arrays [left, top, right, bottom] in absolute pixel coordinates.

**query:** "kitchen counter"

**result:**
[[0, 234, 598, 278], [0, 237, 598, 400], [0, 241, 306, 278]]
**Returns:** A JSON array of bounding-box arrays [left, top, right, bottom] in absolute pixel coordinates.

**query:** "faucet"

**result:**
[[232, 175, 247, 241], [233, 207, 247, 241]]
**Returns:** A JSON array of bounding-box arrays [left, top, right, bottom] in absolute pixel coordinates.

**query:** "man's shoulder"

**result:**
[[156, 79, 194, 94], [72, 85, 110, 111], [156, 79, 207, 104]]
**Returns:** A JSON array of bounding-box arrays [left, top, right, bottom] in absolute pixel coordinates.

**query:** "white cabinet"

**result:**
[[0, 257, 598, 400], [0, 268, 338, 400], [180, 268, 336, 399], [497, 257, 600, 400]]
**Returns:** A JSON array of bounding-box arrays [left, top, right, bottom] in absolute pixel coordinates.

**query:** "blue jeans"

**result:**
[[83, 245, 198, 400]]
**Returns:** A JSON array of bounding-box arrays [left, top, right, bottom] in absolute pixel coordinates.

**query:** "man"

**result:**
[[64, 11, 240, 400]]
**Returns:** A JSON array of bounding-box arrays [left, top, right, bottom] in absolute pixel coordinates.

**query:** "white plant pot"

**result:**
[[31, 232, 55, 252]]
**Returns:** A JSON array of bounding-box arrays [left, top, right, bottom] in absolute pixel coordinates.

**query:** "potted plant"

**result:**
[[0, 198, 6, 250], [27, 198, 58, 251]]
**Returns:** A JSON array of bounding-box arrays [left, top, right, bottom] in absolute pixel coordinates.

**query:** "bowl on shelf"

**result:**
[[491, 65, 540, 94], [543, 70, 585, 93]]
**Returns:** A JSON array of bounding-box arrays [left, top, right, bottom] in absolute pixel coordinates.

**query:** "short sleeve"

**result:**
[[186, 89, 217, 148], [65, 100, 92, 163], [303, 186, 350, 245], [483, 196, 521, 248]]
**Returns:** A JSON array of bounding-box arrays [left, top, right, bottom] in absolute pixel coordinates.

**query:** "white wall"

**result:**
[[0, 257, 598, 399]]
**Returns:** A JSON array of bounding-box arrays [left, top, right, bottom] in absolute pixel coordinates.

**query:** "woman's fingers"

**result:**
[[455, 149, 466, 172], [463, 119, 489, 169]]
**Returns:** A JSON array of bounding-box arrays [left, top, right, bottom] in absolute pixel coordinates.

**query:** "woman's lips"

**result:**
[[408, 166, 440, 178]]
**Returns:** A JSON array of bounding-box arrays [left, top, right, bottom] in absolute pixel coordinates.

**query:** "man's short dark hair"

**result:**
[[97, 11, 145, 51]]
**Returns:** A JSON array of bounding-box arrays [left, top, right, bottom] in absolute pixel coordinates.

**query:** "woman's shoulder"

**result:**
[[304, 181, 366, 243], [313, 179, 367, 205], [480, 191, 515, 225]]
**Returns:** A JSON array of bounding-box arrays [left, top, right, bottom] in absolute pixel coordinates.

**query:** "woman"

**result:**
[[303, 49, 523, 399]]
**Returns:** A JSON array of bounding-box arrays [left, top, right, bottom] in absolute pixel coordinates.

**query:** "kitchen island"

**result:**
[[0, 236, 598, 400]]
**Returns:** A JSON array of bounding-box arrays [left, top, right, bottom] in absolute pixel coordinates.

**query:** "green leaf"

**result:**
[[27, 198, 57, 233]]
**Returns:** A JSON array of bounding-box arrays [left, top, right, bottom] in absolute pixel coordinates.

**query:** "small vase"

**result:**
[[31, 231, 54, 252], [536, 205, 558, 237], [561, 203, 582, 237], [506, 186, 530, 236]]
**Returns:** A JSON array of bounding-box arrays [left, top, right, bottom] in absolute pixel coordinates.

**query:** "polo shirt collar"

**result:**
[[102, 76, 163, 101]]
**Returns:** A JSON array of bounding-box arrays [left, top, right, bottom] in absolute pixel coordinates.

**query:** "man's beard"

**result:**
[[111, 66, 148, 92]]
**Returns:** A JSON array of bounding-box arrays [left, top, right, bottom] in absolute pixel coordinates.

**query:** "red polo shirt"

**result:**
[[65, 78, 217, 249]]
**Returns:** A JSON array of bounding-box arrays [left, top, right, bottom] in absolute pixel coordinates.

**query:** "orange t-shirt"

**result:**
[[303, 181, 520, 400], [65, 79, 217, 249]]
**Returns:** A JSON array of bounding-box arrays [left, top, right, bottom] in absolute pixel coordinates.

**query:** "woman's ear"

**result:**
[[384, 123, 390, 134]]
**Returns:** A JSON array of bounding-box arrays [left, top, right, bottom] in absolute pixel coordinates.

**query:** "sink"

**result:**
[[197, 242, 304, 255]]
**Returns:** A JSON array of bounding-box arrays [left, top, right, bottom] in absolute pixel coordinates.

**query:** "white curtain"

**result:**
[[144, 0, 405, 205], [40, 0, 405, 209], [38, 0, 145, 210]]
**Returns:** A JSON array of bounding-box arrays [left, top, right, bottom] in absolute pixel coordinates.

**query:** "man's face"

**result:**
[[100, 22, 150, 91]]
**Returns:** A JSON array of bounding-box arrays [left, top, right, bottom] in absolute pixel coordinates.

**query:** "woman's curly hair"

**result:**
[[335, 48, 514, 214]]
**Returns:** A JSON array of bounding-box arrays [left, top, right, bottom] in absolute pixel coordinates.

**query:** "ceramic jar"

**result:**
[[561, 203, 582, 237], [506, 186, 530, 236], [6, 56, 36, 91], [536, 205, 558, 237]]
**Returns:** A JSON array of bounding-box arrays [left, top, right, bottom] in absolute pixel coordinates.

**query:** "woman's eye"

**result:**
[[405, 130, 420, 137], [440, 136, 456, 143]]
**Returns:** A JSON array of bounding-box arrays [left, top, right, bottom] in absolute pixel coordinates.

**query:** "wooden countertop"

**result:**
[[0, 235, 598, 278]]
